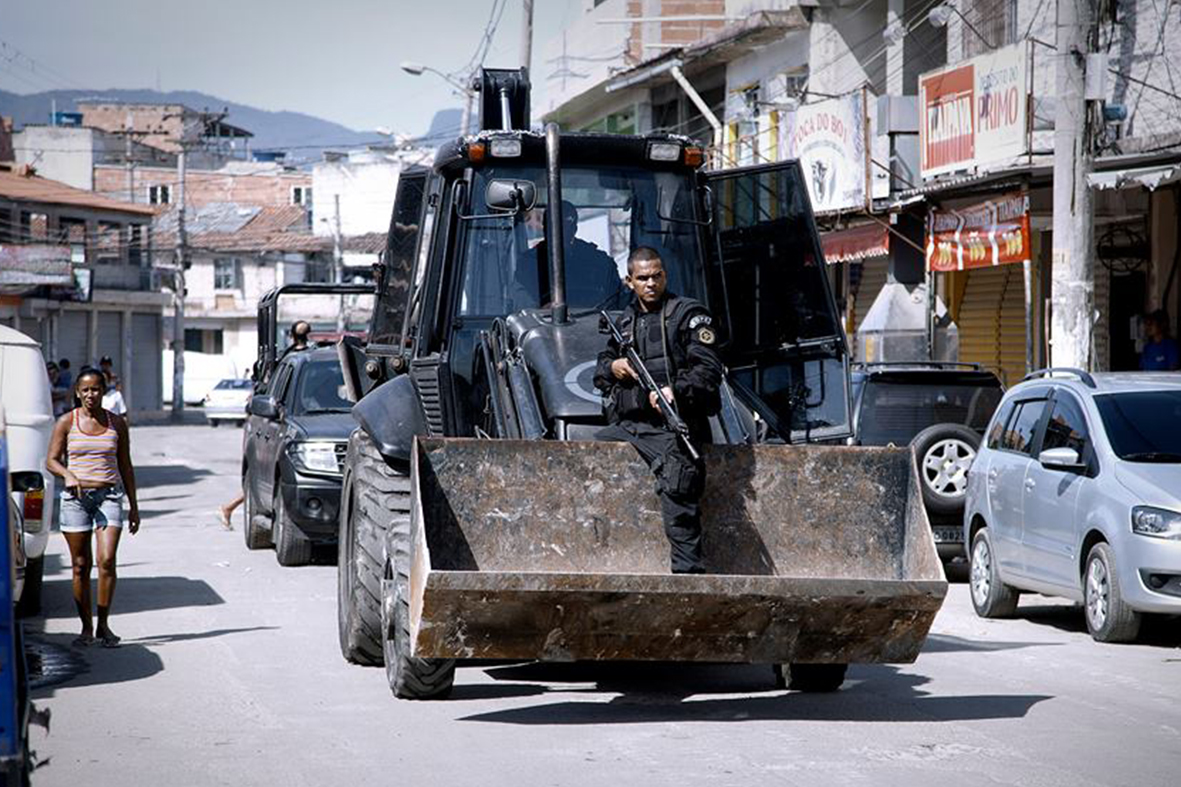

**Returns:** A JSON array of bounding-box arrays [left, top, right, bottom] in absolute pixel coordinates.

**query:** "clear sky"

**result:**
[[0, 0, 578, 136]]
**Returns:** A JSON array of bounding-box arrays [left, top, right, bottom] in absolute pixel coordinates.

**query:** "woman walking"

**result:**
[[46, 368, 140, 648]]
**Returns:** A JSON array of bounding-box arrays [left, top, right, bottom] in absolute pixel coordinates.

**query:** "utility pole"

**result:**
[[1049, 0, 1097, 368], [333, 193, 345, 333], [124, 111, 135, 203], [171, 146, 187, 421], [520, 0, 534, 72]]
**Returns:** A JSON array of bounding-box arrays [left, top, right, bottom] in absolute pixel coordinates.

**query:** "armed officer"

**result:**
[[594, 246, 723, 574]]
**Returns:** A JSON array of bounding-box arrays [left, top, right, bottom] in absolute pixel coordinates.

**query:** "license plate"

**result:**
[[932, 526, 963, 543]]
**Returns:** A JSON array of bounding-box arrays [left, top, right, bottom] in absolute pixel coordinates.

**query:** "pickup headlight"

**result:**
[[288, 442, 341, 475], [1131, 506, 1181, 539]]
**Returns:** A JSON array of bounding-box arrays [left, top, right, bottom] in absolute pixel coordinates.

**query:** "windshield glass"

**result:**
[[215, 379, 252, 390], [1095, 390, 1181, 462], [293, 360, 351, 414], [858, 380, 1002, 445], [457, 165, 705, 317]]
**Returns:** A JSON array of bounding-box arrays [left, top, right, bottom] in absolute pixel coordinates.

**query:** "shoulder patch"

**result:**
[[695, 326, 716, 345], [688, 314, 712, 329]]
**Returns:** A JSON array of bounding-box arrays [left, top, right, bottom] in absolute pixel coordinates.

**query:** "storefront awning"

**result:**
[[1088, 162, 1181, 191], [820, 223, 890, 264]]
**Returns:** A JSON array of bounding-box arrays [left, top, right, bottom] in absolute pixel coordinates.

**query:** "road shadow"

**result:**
[[920, 633, 1063, 653], [134, 464, 215, 489], [39, 575, 225, 619], [27, 632, 164, 698], [1018, 602, 1181, 647], [457, 662, 1051, 725]]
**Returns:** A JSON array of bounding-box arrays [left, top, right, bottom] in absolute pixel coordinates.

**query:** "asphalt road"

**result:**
[[25, 424, 1181, 787]]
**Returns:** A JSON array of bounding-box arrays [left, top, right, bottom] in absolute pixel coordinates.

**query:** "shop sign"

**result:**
[[927, 192, 1030, 272], [784, 90, 869, 213], [919, 41, 1029, 179]]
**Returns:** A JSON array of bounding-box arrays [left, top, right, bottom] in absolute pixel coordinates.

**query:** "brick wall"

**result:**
[[94, 165, 311, 210]]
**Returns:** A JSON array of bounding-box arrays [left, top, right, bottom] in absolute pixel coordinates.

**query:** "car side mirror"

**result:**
[[249, 395, 279, 420], [485, 179, 536, 213], [9, 471, 43, 493], [1038, 446, 1085, 470]]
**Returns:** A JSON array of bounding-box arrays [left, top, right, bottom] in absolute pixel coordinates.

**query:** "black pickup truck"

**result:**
[[241, 345, 353, 566]]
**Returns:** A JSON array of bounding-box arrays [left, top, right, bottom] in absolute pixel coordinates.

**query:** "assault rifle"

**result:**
[[600, 311, 700, 462]]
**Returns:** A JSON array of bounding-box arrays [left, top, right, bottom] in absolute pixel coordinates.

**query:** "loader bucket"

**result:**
[[407, 438, 947, 665]]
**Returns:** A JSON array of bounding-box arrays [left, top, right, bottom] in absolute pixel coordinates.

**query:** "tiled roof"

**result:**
[[343, 232, 386, 254], [0, 165, 156, 216], [154, 203, 329, 253]]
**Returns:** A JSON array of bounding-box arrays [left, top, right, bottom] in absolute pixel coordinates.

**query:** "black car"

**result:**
[[851, 362, 1003, 558], [242, 346, 352, 566]]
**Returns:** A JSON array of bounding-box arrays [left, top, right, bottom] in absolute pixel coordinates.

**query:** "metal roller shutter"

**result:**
[[958, 265, 1029, 386], [96, 312, 122, 372], [57, 311, 89, 370], [131, 313, 162, 412], [849, 258, 889, 358]]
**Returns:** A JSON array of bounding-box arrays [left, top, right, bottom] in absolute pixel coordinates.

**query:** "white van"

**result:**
[[162, 350, 241, 405], [0, 325, 56, 614]]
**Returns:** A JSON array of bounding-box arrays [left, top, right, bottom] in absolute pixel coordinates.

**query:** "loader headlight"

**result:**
[[489, 138, 522, 157], [288, 441, 341, 475], [647, 141, 682, 162], [1131, 506, 1181, 539]]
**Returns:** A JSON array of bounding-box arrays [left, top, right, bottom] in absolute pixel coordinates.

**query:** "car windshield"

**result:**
[[1094, 390, 1181, 462], [293, 361, 351, 414], [457, 165, 706, 317], [858, 379, 1003, 445], [215, 379, 252, 390]]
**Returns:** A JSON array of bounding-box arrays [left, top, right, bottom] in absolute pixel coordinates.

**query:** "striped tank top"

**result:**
[[67, 409, 121, 486]]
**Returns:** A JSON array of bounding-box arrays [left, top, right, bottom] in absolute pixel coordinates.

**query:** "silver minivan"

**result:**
[[964, 369, 1181, 642]]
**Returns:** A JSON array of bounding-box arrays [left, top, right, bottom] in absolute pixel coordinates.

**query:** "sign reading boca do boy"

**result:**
[[919, 41, 1029, 179], [926, 191, 1031, 272]]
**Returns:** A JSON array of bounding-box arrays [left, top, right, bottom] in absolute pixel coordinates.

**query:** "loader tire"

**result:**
[[778, 663, 848, 693], [381, 568, 455, 699], [337, 431, 405, 666]]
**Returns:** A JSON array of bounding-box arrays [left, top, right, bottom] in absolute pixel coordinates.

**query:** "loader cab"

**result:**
[[363, 135, 851, 446]]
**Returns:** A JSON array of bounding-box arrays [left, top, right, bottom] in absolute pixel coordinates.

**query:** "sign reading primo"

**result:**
[[919, 41, 1029, 180]]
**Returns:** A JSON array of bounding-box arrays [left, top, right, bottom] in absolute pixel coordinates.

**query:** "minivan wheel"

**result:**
[[1084, 542, 1141, 643], [969, 527, 1019, 618]]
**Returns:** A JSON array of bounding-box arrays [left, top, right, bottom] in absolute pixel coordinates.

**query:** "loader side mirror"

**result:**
[[486, 179, 536, 214]]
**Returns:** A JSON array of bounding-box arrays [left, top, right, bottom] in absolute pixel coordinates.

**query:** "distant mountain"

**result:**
[[0, 88, 386, 165]]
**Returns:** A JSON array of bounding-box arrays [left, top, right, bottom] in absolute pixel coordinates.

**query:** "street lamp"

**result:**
[[927, 3, 994, 50], [400, 61, 474, 136]]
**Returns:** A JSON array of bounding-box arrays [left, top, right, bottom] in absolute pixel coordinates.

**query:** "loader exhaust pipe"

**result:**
[[544, 122, 568, 324]]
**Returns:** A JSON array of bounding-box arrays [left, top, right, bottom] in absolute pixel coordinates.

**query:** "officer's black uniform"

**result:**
[[594, 292, 723, 573]]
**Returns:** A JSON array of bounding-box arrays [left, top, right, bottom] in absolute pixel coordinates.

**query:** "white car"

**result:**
[[965, 369, 1181, 643], [0, 326, 56, 615], [203, 378, 252, 427]]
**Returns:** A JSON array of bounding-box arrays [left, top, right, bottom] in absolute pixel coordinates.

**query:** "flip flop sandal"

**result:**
[[72, 634, 95, 648], [216, 508, 234, 530], [99, 633, 122, 649]]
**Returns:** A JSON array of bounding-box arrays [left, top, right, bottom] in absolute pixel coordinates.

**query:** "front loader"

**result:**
[[336, 68, 946, 699]]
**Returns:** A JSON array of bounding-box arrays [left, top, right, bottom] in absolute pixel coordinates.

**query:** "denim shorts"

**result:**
[[61, 486, 125, 532]]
